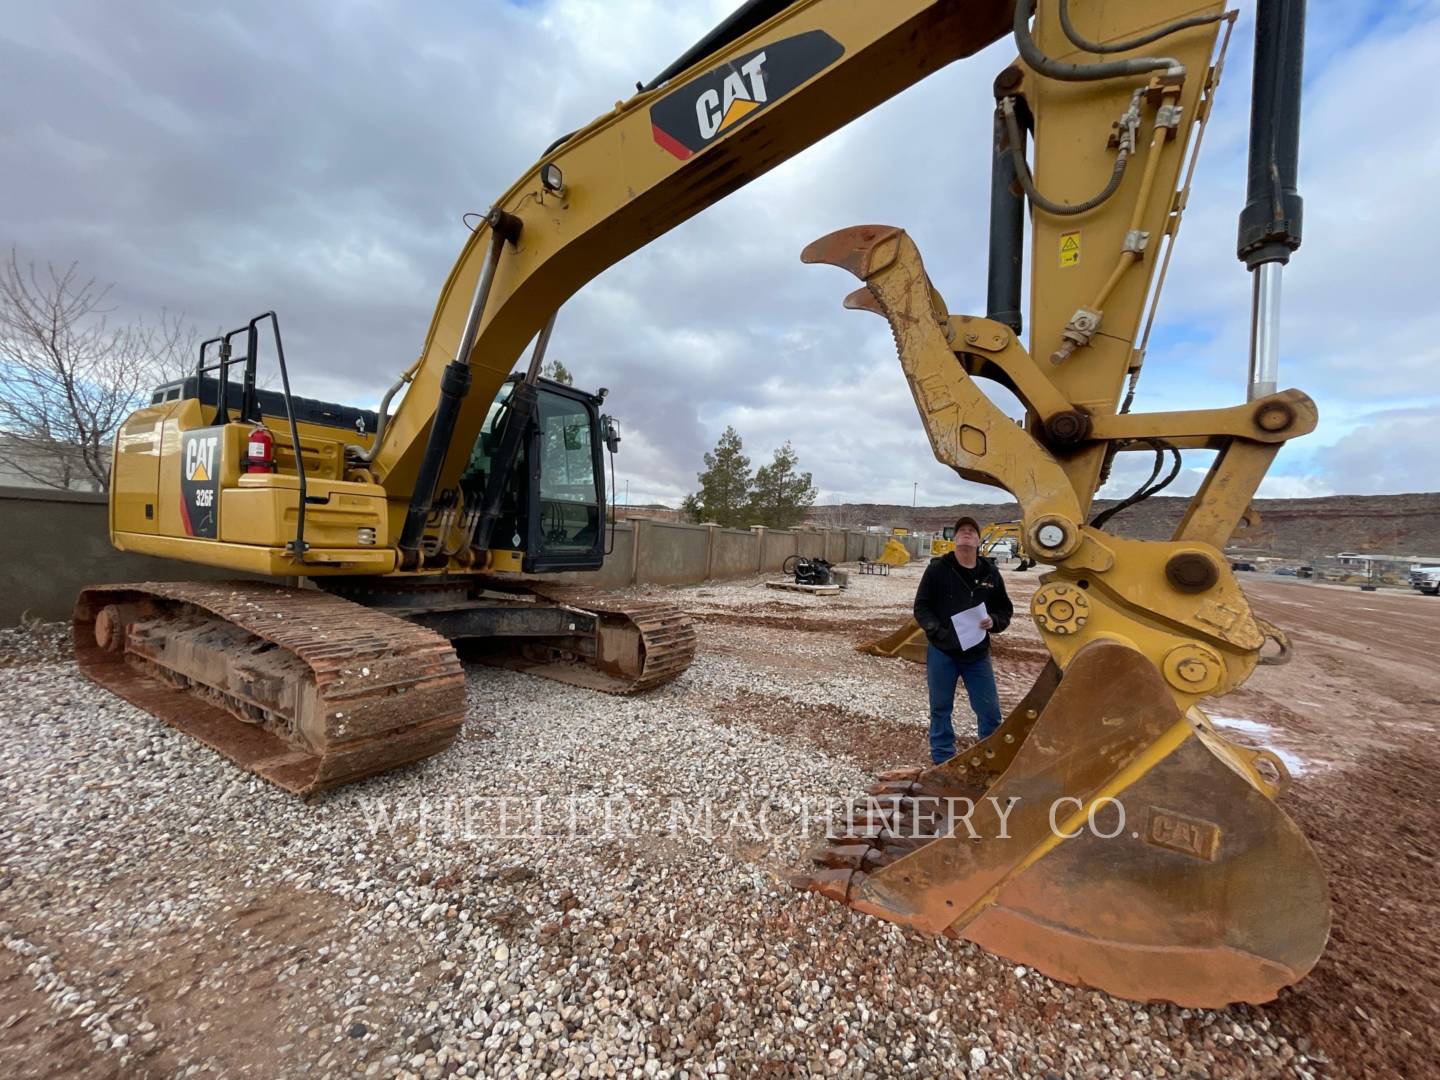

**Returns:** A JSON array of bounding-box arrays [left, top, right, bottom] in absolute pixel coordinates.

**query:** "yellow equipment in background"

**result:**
[[979, 520, 1035, 569], [876, 530, 912, 567], [78, 0, 1327, 1007]]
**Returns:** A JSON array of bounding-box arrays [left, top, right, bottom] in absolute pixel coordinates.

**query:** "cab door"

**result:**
[[523, 386, 606, 573]]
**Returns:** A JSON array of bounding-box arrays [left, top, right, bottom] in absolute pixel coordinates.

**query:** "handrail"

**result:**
[[194, 312, 308, 563], [250, 312, 309, 563]]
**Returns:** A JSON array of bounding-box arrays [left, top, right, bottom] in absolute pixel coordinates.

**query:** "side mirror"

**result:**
[[601, 415, 622, 454]]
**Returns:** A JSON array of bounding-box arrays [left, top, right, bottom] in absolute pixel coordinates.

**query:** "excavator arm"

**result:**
[[785, 2, 1327, 1007]]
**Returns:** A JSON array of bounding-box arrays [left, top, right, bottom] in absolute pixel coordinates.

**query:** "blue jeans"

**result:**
[[926, 644, 1003, 764]]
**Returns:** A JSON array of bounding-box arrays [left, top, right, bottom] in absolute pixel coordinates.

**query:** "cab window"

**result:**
[[536, 390, 600, 552]]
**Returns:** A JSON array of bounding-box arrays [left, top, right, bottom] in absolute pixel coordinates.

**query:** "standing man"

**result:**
[[913, 516, 1014, 763]]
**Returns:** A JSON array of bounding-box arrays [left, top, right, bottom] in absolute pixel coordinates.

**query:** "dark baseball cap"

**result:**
[[953, 516, 981, 534]]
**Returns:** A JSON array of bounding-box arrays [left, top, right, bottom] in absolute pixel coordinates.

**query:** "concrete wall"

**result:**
[[0, 486, 254, 624], [709, 529, 757, 578], [845, 531, 864, 562], [634, 521, 711, 586], [761, 530, 798, 571], [0, 487, 891, 625]]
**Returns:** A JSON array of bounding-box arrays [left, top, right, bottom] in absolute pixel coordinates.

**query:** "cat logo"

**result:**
[[185, 434, 218, 483], [180, 428, 223, 538], [650, 31, 844, 161], [696, 53, 769, 140]]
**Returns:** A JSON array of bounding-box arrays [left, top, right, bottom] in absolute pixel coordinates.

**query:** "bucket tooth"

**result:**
[[843, 285, 885, 314], [790, 868, 866, 903], [810, 844, 883, 872], [868, 781, 920, 799], [875, 765, 924, 783]]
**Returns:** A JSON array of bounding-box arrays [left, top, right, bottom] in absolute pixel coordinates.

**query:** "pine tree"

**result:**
[[749, 441, 816, 528], [687, 426, 752, 527]]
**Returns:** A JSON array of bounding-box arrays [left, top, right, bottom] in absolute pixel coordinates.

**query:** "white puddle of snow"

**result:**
[[1207, 713, 1311, 776]]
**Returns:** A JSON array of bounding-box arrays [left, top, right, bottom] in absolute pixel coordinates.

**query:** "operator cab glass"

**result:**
[[460, 375, 608, 573], [535, 392, 601, 554]]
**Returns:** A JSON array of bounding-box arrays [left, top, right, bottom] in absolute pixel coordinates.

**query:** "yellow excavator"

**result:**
[[77, 0, 1327, 1007], [980, 520, 1034, 568]]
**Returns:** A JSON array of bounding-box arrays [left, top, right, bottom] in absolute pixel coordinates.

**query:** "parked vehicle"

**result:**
[[1413, 567, 1440, 596]]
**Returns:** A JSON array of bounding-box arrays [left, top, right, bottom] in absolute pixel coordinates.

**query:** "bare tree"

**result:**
[[812, 503, 858, 529], [0, 249, 195, 491]]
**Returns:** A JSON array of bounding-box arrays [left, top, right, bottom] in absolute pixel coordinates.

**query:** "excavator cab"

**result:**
[[461, 374, 611, 574], [931, 526, 956, 558]]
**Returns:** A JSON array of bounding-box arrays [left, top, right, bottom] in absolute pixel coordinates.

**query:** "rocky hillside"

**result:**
[[809, 493, 1440, 559]]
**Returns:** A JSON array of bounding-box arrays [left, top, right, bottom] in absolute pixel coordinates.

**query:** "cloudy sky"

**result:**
[[5, 0, 1438, 506]]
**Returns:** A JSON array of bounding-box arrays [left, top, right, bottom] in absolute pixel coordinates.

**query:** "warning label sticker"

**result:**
[[1059, 231, 1081, 268]]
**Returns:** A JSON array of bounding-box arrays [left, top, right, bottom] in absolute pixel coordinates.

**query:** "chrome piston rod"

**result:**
[[1247, 262, 1282, 401]]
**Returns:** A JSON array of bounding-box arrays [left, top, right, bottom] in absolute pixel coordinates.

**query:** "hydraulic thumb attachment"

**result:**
[[794, 225, 1330, 1006]]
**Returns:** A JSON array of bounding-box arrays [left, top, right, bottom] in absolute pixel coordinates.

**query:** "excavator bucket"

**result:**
[[875, 538, 910, 567], [794, 641, 1330, 1007], [856, 616, 926, 663]]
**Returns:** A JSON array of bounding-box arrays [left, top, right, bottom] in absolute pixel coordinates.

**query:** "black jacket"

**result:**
[[913, 555, 1014, 660]]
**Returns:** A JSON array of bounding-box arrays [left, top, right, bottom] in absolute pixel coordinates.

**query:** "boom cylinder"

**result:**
[[398, 210, 521, 564], [1238, 0, 1306, 400]]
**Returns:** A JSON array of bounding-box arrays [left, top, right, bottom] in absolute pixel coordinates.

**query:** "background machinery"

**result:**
[[979, 520, 1035, 568], [78, 0, 1324, 1007], [929, 520, 1034, 567], [876, 529, 912, 567]]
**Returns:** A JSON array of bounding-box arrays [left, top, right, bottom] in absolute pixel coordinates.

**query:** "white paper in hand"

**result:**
[[949, 603, 989, 651]]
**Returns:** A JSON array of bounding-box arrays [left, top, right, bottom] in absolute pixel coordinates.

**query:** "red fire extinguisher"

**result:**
[[244, 425, 276, 474]]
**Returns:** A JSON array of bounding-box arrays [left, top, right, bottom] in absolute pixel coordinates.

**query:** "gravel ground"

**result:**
[[0, 564, 1427, 1078]]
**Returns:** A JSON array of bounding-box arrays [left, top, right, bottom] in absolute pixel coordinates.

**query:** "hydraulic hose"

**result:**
[[1001, 96, 1132, 216], [1058, 0, 1224, 56], [1090, 440, 1182, 530], [349, 356, 422, 464], [1013, 0, 1183, 82]]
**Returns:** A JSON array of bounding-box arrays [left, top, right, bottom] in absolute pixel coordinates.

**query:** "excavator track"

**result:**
[[74, 582, 465, 797], [508, 584, 697, 693]]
